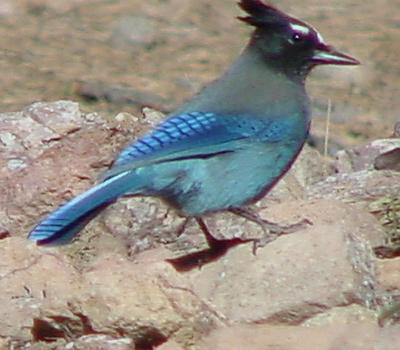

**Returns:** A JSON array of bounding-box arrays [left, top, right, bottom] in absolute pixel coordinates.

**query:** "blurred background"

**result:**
[[0, 0, 399, 151]]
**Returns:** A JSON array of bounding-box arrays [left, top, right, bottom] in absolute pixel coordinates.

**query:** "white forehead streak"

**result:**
[[289, 23, 310, 35]]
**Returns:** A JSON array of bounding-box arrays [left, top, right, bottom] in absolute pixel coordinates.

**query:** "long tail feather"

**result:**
[[28, 170, 143, 245]]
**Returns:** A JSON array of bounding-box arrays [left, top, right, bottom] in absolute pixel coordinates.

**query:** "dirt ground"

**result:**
[[0, 0, 399, 148]]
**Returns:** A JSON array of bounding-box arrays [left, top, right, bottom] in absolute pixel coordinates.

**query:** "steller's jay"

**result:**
[[28, 0, 359, 248]]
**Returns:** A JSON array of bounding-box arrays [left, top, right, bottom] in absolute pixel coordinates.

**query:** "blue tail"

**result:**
[[28, 170, 144, 246]]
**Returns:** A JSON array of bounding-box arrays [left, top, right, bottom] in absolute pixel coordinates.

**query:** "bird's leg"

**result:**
[[195, 217, 254, 249], [230, 207, 310, 234], [229, 207, 311, 252], [176, 216, 191, 237], [168, 211, 310, 271], [167, 217, 253, 271]]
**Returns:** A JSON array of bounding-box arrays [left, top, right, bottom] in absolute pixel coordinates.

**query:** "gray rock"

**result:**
[[335, 138, 400, 173]]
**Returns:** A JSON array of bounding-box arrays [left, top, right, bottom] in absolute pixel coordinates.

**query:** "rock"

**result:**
[[157, 339, 185, 350], [267, 144, 333, 203], [1, 102, 399, 348], [0, 101, 180, 261], [0, 237, 223, 347], [0, 101, 334, 258], [199, 321, 400, 350], [335, 138, 400, 173], [0, 101, 84, 176], [186, 200, 383, 323], [306, 170, 400, 208], [376, 258, 400, 292], [303, 304, 377, 326], [66, 335, 134, 350], [102, 196, 188, 254], [376, 258, 400, 326], [142, 107, 166, 127], [0, 101, 147, 252], [374, 148, 400, 172], [0, 338, 10, 349], [0, 237, 81, 342]]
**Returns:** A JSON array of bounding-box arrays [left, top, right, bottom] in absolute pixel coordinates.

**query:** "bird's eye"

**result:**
[[288, 22, 311, 44], [292, 32, 304, 42]]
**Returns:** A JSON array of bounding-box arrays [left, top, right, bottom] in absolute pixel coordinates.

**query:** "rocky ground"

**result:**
[[0, 101, 399, 349], [0, 0, 399, 349]]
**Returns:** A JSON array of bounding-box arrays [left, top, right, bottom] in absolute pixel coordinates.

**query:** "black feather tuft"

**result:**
[[237, 0, 288, 28]]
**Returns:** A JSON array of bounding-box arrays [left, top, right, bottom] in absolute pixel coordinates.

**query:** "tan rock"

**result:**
[[1, 102, 397, 348], [36, 249, 224, 347], [0, 338, 9, 350], [65, 335, 134, 350], [0, 102, 109, 236], [187, 200, 382, 323], [0, 236, 224, 346], [0, 101, 158, 264], [199, 322, 400, 350], [376, 258, 400, 291], [157, 339, 185, 350], [102, 196, 188, 254], [0, 237, 81, 342], [0, 101, 183, 261], [303, 304, 377, 326], [266, 144, 332, 203]]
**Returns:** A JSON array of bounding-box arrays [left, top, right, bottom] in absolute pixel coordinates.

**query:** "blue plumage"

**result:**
[[29, 171, 145, 245], [114, 112, 219, 166], [28, 0, 358, 246]]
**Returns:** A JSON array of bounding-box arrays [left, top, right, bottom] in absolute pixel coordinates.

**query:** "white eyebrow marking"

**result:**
[[289, 23, 310, 35], [290, 21, 327, 44], [316, 31, 326, 44]]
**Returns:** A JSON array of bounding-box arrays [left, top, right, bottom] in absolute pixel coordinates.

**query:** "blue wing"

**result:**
[[102, 111, 290, 179], [114, 112, 219, 166]]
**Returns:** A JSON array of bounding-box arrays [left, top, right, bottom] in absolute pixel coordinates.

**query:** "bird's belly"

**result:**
[[150, 142, 301, 216]]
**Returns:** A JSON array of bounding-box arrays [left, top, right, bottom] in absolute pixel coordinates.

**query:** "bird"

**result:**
[[28, 0, 359, 248]]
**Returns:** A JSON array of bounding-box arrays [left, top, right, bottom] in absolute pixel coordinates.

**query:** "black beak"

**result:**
[[311, 44, 360, 66]]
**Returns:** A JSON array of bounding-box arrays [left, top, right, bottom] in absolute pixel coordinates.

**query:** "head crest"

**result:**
[[237, 0, 289, 28]]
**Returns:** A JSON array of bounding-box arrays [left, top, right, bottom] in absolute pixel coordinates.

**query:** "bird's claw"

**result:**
[[250, 217, 312, 254], [266, 217, 312, 235]]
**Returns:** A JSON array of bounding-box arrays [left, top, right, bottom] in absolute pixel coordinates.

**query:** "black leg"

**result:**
[[166, 217, 253, 271], [167, 209, 311, 271]]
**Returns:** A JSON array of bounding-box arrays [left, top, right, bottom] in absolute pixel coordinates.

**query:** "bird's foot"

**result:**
[[167, 211, 311, 271], [167, 217, 254, 271], [196, 216, 254, 252], [229, 207, 312, 253]]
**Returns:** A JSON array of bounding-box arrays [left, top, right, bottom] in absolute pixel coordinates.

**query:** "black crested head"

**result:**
[[237, 0, 359, 79], [238, 0, 290, 29]]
